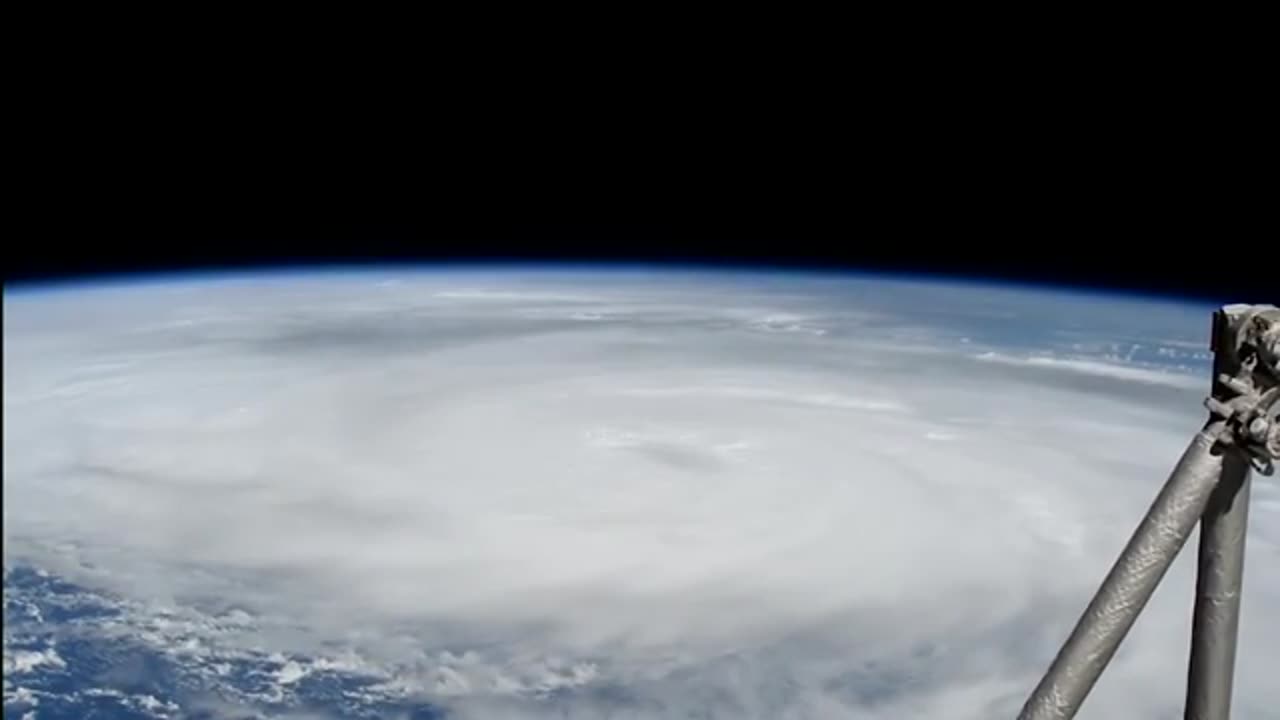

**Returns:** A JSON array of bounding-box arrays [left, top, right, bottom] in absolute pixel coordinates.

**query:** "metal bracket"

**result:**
[[1206, 305, 1280, 474]]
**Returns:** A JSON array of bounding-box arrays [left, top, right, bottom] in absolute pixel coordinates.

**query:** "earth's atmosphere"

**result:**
[[3, 268, 1277, 719]]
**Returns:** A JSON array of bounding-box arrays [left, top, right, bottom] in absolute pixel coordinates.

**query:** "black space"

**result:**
[[7, 46, 1271, 306]]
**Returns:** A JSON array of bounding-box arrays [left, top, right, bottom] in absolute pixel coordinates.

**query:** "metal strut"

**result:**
[[1019, 304, 1280, 720]]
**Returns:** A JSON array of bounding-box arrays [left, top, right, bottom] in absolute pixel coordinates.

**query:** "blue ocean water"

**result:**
[[3, 566, 445, 719]]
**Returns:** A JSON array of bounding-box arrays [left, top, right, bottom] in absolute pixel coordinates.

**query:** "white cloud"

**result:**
[[974, 351, 1204, 389], [3, 648, 66, 674], [2, 273, 1273, 718]]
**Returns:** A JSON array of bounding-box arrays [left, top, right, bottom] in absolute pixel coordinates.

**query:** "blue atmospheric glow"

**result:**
[[3, 259, 1224, 310]]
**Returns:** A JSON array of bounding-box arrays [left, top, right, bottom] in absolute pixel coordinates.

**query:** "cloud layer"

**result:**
[[4, 270, 1276, 718]]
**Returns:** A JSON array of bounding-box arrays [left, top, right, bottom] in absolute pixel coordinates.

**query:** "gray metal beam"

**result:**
[[1182, 304, 1268, 720], [1018, 425, 1229, 720], [1184, 450, 1251, 720]]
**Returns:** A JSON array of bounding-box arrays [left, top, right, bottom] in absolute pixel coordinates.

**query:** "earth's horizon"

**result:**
[[4, 267, 1276, 719]]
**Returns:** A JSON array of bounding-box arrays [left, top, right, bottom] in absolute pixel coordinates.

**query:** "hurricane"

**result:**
[[4, 268, 1277, 719]]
